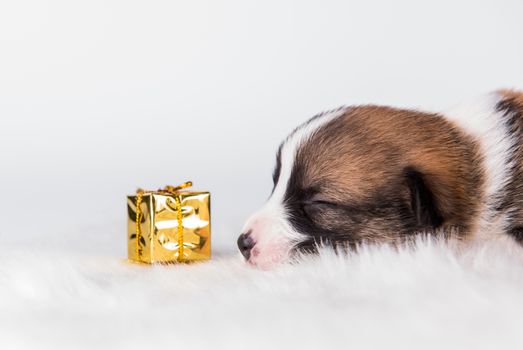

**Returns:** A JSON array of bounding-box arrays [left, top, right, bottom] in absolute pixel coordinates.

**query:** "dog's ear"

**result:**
[[404, 167, 444, 229]]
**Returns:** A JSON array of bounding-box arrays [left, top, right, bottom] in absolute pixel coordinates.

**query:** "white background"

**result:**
[[1, 0, 522, 257]]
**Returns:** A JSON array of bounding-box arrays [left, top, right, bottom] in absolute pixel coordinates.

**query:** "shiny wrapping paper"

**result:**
[[127, 183, 211, 263]]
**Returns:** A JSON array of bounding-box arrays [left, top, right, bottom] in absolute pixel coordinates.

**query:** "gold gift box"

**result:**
[[127, 182, 211, 263]]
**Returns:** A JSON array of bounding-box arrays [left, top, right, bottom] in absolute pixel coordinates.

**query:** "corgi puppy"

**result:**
[[238, 90, 523, 269]]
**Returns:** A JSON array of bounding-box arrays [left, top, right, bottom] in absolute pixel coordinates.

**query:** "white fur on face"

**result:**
[[242, 107, 347, 269], [444, 92, 518, 241]]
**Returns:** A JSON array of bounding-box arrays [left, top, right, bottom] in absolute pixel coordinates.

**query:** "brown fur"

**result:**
[[498, 89, 523, 106], [294, 106, 485, 243]]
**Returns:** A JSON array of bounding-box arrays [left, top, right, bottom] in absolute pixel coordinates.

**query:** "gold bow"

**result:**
[[135, 181, 193, 262]]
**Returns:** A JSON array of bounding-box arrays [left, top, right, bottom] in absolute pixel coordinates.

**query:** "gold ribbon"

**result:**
[[135, 181, 193, 262]]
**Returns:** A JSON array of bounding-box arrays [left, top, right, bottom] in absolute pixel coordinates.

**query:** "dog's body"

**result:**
[[238, 90, 523, 268]]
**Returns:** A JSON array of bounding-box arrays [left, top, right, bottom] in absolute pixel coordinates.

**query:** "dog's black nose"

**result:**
[[237, 231, 255, 260]]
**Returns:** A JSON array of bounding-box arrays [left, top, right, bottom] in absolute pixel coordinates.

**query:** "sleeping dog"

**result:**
[[238, 89, 523, 269]]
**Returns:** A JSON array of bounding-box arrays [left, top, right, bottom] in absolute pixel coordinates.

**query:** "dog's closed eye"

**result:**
[[301, 199, 339, 218]]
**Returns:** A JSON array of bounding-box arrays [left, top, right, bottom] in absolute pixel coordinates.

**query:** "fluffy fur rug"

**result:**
[[2, 237, 523, 350]]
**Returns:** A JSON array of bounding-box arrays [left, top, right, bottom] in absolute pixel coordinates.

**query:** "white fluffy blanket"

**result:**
[[2, 238, 523, 350]]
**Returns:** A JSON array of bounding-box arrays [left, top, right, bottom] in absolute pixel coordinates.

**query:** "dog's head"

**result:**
[[239, 106, 482, 268]]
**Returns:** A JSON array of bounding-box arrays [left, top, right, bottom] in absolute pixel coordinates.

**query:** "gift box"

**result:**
[[127, 182, 211, 263]]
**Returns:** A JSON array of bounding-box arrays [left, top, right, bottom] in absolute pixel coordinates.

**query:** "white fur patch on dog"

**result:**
[[242, 107, 347, 268], [444, 92, 517, 240], [2, 238, 523, 350]]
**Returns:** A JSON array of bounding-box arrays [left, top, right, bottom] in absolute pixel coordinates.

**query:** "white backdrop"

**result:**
[[1, 0, 522, 257]]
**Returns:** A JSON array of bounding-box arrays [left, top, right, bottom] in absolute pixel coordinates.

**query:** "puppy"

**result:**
[[238, 89, 523, 269]]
